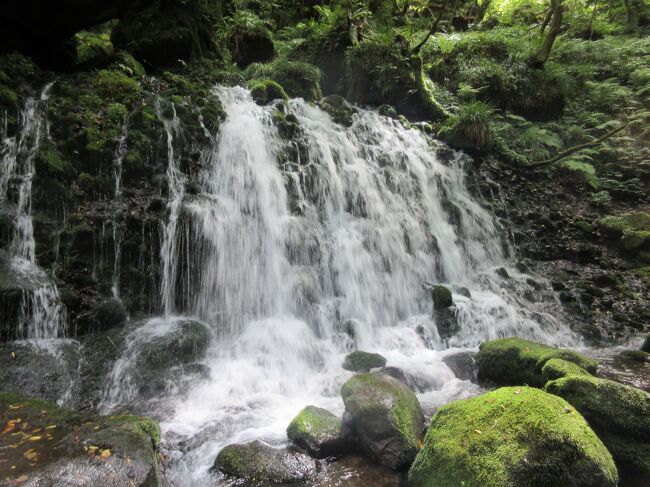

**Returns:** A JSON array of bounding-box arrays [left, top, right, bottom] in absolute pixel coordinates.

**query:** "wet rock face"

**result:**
[[287, 405, 347, 458], [0, 392, 161, 487], [408, 387, 618, 487], [442, 351, 478, 382], [311, 454, 403, 487], [213, 440, 316, 483], [342, 351, 387, 373], [340, 373, 425, 470], [0, 341, 81, 405]]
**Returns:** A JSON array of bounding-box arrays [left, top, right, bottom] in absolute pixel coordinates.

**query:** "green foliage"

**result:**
[[555, 159, 600, 189], [439, 101, 494, 151], [75, 27, 114, 65], [590, 190, 612, 209]]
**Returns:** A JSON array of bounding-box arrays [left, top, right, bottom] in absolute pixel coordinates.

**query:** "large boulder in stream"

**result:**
[[475, 337, 598, 387], [408, 386, 618, 487], [342, 351, 387, 372], [133, 319, 211, 395], [213, 440, 316, 483], [0, 392, 161, 486], [287, 405, 347, 458], [341, 373, 425, 469], [545, 375, 650, 478]]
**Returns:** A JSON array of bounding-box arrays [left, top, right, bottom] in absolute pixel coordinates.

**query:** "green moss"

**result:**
[[246, 60, 322, 101], [341, 373, 422, 449], [0, 84, 18, 108], [250, 79, 288, 105], [75, 28, 114, 65], [342, 351, 387, 372], [542, 358, 592, 382], [35, 146, 75, 179], [287, 406, 340, 440], [96, 69, 141, 107], [439, 101, 495, 153], [408, 386, 617, 487], [431, 285, 453, 309], [545, 375, 650, 476], [599, 212, 650, 254], [0, 392, 81, 424], [476, 337, 598, 387]]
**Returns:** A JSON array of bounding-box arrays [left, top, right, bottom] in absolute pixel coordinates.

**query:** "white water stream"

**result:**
[[0, 84, 62, 340], [96, 86, 578, 485]]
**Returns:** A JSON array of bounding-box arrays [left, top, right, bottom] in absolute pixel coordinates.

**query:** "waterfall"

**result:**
[[0, 84, 62, 340], [102, 86, 576, 484], [110, 121, 128, 300], [158, 100, 185, 316]]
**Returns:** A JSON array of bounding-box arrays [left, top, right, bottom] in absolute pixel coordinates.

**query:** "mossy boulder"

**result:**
[[541, 358, 592, 382], [545, 375, 650, 477], [319, 95, 357, 127], [340, 373, 424, 469], [342, 351, 387, 372], [408, 387, 617, 487], [287, 405, 346, 458], [229, 11, 275, 67], [251, 61, 322, 101], [0, 392, 161, 486], [598, 212, 650, 258], [213, 440, 316, 483], [431, 285, 453, 309], [250, 79, 288, 105], [619, 350, 650, 363], [476, 337, 598, 387]]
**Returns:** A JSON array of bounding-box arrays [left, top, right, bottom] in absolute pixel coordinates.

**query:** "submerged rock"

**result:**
[[287, 405, 346, 458], [341, 373, 424, 469], [379, 366, 437, 392], [311, 454, 403, 486], [213, 440, 316, 483], [342, 351, 387, 373], [545, 375, 650, 478], [408, 387, 617, 487], [475, 337, 598, 387], [0, 392, 161, 486]]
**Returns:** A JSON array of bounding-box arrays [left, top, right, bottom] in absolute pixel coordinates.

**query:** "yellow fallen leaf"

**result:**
[[28, 435, 42, 441], [45, 425, 57, 430], [514, 388, 521, 395], [10, 352, 16, 359], [474, 429, 482, 434], [100, 449, 111, 458], [23, 449, 38, 461]]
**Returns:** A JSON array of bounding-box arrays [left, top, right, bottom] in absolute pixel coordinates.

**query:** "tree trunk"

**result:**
[[411, 2, 446, 54], [529, 0, 563, 68], [624, 0, 645, 32]]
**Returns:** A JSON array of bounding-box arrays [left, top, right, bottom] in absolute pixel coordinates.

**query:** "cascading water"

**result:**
[[101, 86, 577, 485], [0, 84, 63, 340]]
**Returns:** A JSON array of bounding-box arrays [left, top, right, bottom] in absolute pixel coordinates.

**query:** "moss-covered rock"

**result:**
[[286, 405, 346, 458], [431, 284, 453, 309], [213, 440, 316, 483], [229, 10, 275, 67], [342, 351, 387, 372], [541, 358, 592, 382], [250, 79, 288, 105], [318, 95, 357, 127], [248, 60, 322, 101], [619, 350, 650, 363], [341, 373, 424, 469], [545, 375, 650, 477], [408, 386, 617, 487], [476, 337, 598, 387], [0, 392, 161, 486]]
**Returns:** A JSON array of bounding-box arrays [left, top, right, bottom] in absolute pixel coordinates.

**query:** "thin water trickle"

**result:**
[[0, 84, 62, 340], [100, 86, 578, 485]]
